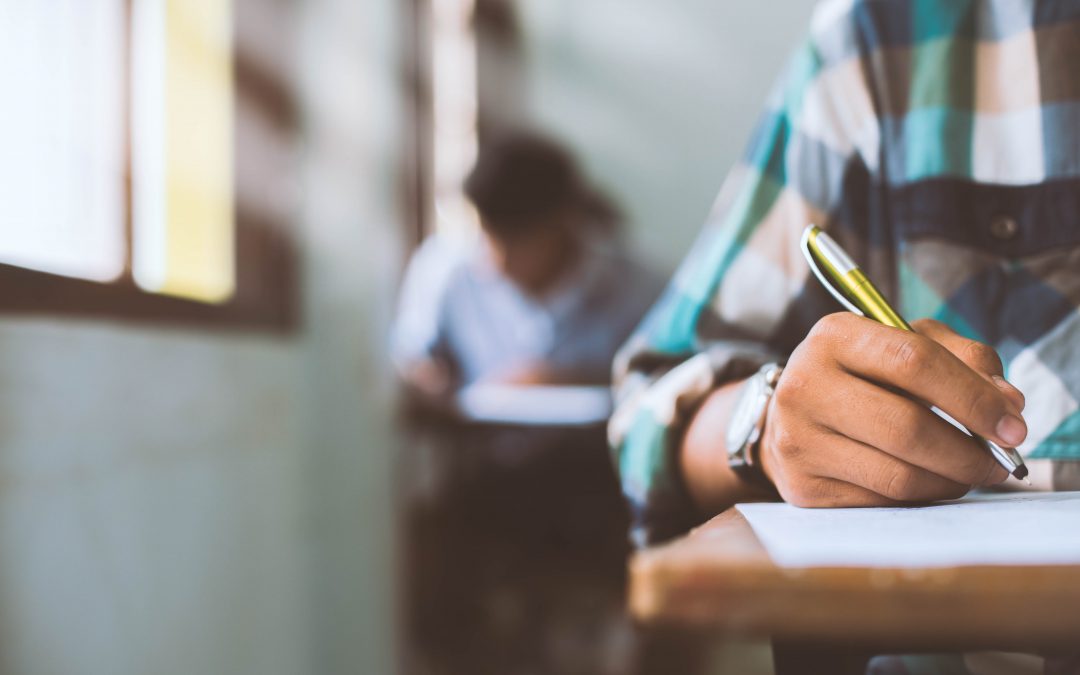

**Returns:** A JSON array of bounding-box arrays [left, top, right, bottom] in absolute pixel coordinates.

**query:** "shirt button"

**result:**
[[990, 215, 1019, 240]]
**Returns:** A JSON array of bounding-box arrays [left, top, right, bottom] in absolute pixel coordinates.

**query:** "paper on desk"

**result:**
[[455, 384, 612, 426], [736, 491, 1080, 568]]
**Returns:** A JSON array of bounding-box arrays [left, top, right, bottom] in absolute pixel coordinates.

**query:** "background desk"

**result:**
[[630, 508, 1080, 674], [400, 417, 630, 673]]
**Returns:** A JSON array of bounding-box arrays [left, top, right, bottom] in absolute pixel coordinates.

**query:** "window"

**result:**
[[430, 0, 480, 238], [0, 1, 126, 282], [403, 0, 526, 245], [402, 0, 481, 245], [0, 0, 297, 330], [132, 0, 235, 303]]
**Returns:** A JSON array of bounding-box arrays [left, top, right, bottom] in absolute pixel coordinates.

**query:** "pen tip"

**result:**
[[1024, 477, 1032, 486]]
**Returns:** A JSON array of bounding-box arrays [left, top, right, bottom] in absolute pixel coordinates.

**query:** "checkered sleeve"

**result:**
[[610, 2, 881, 546]]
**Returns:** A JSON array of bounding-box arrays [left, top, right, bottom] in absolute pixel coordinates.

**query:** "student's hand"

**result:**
[[402, 358, 455, 399], [758, 314, 1027, 507], [488, 363, 559, 386], [489, 363, 606, 386]]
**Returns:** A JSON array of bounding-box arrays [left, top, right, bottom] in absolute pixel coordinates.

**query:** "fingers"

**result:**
[[811, 314, 1028, 449], [990, 375, 1026, 413], [912, 319, 1003, 375], [762, 313, 1026, 510], [815, 374, 1009, 487], [782, 476, 905, 509], [768, 426, 972, 506], [811, 430, 971, 502], [912, 319, 1025, 412]]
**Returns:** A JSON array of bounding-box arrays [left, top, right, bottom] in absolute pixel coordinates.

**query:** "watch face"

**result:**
[[726, 375, 765, 459]]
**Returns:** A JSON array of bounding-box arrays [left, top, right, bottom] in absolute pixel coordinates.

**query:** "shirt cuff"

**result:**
[[611, 341, 780, 547]]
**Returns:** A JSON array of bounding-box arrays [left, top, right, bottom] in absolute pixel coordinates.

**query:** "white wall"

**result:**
[[0, 326, 310, 675], [517, 1, 817, 273], [0, 0, 403, 673], [298, 0, 403, 672]]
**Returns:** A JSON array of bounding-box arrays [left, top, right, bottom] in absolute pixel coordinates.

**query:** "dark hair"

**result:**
[[464, 131, 619, 238]]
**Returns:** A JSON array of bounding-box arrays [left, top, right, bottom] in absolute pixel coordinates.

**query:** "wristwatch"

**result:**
[[725, 363, 784, 491]]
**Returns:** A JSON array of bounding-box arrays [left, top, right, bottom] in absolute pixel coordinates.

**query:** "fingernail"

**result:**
[[996, 413, 1027, 447]]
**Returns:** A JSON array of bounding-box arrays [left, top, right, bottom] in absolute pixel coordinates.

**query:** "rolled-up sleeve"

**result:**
[[390, 234, 464, 378]]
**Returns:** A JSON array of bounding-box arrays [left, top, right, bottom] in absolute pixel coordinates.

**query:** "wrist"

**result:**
[[756, 395, 780, 489], [725, 363, 782, 494], [680, 381, 759, 511]]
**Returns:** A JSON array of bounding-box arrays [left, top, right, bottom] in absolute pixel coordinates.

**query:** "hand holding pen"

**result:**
[[748, 227, 1029, 507], [801, 225, 1029, 483]]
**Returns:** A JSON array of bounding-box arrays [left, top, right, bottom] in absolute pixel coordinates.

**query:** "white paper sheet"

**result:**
[[736, 491, 1080, 568], [455, 384, 612, 426]]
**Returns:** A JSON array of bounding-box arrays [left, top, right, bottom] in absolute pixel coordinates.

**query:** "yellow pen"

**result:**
[[800, 224, 1029, 483]]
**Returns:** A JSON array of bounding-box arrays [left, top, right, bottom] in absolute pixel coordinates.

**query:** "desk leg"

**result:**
[[771, 641, 870, 675]]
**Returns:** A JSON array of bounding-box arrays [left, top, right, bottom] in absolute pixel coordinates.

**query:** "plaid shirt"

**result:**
[[611, 0, 1080, 548]]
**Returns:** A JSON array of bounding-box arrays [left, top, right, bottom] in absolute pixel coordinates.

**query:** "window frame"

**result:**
[[402, 0, 434, 252], [0, 0, 299, 333]]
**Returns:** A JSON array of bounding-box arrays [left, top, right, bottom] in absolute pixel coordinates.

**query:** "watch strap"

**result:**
[[730, 364, 782, 494]]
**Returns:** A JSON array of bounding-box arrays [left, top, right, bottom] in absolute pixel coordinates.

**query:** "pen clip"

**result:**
[[800, 225, 865, 317]]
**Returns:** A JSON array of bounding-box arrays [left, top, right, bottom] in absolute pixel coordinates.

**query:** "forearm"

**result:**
[[680, 378, 778, 515]]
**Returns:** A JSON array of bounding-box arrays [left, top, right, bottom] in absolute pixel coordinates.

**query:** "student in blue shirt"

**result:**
[[393, 132, 661, 398]]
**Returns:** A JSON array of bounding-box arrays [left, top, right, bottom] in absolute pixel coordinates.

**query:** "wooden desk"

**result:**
[[629, 508, 1080, 674]]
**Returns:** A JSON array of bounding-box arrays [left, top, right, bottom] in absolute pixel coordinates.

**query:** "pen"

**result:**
[[800, 224, 1030, 483]]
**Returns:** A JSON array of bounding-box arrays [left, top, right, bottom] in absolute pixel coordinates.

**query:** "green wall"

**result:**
[[517, 1, 816, 272]]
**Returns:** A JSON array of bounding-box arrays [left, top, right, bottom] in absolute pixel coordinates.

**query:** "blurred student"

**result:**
[[393, 132, 661, 399]]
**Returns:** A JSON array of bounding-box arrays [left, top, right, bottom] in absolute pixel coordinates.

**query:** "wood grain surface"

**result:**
[[629, 508, 1080, 650]]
